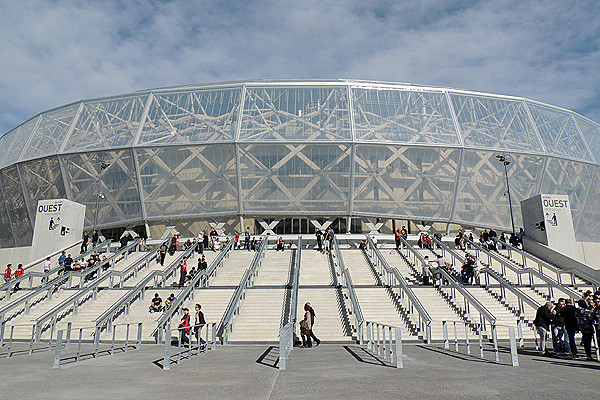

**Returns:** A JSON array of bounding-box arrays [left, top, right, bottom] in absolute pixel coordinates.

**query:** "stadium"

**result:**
[[1, 80, 600, 396], [1, 79, 600, 248]]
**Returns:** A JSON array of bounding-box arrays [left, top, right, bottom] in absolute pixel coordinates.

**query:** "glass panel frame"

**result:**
[[137, 145, 239, 217], [352, 88, 460, 144], [239, 86, 351, 141]]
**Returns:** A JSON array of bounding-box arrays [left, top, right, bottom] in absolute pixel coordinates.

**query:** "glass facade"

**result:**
[[0, 80, 599, 247]]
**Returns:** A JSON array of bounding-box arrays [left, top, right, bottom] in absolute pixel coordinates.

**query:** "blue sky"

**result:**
[[1, 0, 599, 134]]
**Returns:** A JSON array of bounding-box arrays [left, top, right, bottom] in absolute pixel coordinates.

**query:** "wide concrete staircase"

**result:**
[[227, 250, 292, 342]]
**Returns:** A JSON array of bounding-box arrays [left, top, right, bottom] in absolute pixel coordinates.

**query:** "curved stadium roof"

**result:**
[[1, 79, 599, 247]]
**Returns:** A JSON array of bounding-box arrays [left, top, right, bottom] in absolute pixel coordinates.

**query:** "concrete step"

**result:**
[[299, 251, 332, 285], [228, 288, 286, 342], [209, 251, 254, 286], [354, 287, 414, 340], [297, 288, 350, 342], [253, 250, 292, 286], [342, 250, 378, 285]]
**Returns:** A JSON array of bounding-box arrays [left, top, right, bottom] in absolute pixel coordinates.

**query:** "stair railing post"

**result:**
[[395, 327, 403, 368], [52, 330, 63, 368], [163, 326, 171, 370], [509, 326, 519, 367], [443, 321, 449, 349]]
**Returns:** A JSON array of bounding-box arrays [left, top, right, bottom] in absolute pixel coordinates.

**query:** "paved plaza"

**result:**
[[0, 342, 597, 399]]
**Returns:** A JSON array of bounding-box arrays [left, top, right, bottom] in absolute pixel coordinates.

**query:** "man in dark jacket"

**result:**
[[534, 301, 560, 356], [560, 298, 578, 357]]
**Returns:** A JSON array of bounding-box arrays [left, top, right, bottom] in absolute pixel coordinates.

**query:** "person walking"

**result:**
[[576, 299, 596, 360], [13, 264, 24, 291], [178, 257, 188, 287], [534, 301, 560, 356], [244, 227, 251, 251], [194, 304, 206, 346], [422, 256, 432, 285], [4, 264, 11, 284], [81, 231, 89, 253], [300, 304, 312, 348], [159, 242, 167, 266], [315, 229, 323, 252], [178, 308, 191, 346], [306, 302, 321, 346]]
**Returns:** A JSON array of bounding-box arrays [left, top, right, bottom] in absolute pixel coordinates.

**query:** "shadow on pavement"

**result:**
[[256, 345, 279, 369], [343, 345, 395, 368]]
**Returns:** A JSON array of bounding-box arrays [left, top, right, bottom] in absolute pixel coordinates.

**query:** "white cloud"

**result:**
[[1, 0, 599, 133]]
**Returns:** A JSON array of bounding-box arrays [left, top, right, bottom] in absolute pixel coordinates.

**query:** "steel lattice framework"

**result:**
[[1, 79, 599, 247]]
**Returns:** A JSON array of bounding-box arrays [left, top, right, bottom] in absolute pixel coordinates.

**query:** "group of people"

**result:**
[[421, 254, 453, 285], [3, 263, 24, 290], [416, 232, 433, 250], [149, 292, 178, 313], [534, 292, 600, 360], [4, 249, 108, 291], [394, 226, 408, 249], [455, 227, 524, 251], [176, 255, 208, 287], [315, 228, 335, 254], [177, 304, 207, 346]]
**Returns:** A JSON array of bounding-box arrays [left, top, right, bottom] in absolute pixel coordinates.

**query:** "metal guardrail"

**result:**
[[162, 322, 218, 370], [0, 239, 141, 327], [93, 239, 188, 334], [217, 236, 268, 344], [461, 237, 582, 302], [279, 237, 301, 370], [441, 320, 519, 366], [289, 237, 301, 325], [433, 237, 541, 312], [108, 238, 169, 289], [365, 235, 432, 343], [400, 236, 497, 333], [52, 322, 143, 368], [34, 269, 116, 342], [498, 238, 600, 292], [153, 239, 234, 342], [332, 236, 364, 344], [0, 239, 110, 298], [365, 321, 403, 368], [279, 321, 294, 370]]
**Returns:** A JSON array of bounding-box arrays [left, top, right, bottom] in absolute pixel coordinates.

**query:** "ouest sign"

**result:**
[[521, 193, 577, 258], [30, 199, 86, 262]]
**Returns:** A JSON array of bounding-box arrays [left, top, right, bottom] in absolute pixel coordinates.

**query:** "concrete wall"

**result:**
[[0, 246, 31, 268], [577, 241, 600, 270]]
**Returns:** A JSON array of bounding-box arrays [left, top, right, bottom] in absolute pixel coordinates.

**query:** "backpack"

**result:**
[[299, 319, 309, 333]]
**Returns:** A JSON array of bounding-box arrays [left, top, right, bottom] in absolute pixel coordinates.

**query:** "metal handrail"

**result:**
[[433, 237, 541, 312], [152, 239, 234, 339], [74, 239, 113, 263], [0, 239, 141, 324], [481, 267, 541, 310], [365, 235, 432, 343], [498, 238, 600, 290], [462, 237, 582, 301], [217, 236, 268, 343], [289, 236, 301, 325], [332, 236, 364, 344], [279, 321, 294, 370], [94, 238, 200, 333], [0, 239, 93, 296], [364, 321, 404, 368], [400, 236, 497, 327], [108, 238, 169, 288], [22, 239, 84, 271], [34, 269, 116, 341]]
